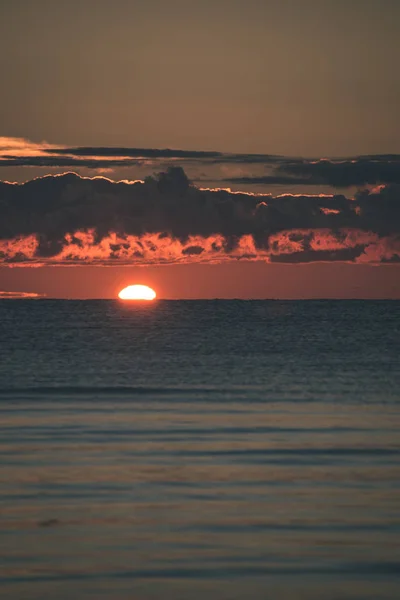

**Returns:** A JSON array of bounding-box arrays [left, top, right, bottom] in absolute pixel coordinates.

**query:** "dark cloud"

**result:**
[[223, 175, 316, 186], [182, 245, 205, 256], [0, 155, 148, 168], [209, 153, 287, 165], [277, 158, 400, 187], [355, 185, 400, 235], [45, 147, 222, 159], [0, 167, 399, 266], [228, 157, 400, 188], [0, 142, 293, 170]]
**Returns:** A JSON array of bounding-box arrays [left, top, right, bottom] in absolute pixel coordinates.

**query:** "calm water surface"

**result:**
[[0, 300, 399, 599]]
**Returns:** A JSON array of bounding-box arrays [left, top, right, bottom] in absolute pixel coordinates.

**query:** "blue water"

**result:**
[[0, 300, 399, 599]]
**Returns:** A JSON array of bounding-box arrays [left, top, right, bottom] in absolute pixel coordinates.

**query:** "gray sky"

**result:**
[[1, 0, 399, 156]]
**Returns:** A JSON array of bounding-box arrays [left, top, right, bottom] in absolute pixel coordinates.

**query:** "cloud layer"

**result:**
[[229, 157, 400, 188], [2, 137, 400, 189], [0, 167, 399, 266]]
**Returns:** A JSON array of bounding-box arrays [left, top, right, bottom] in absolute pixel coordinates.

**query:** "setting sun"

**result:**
[[118, 284, 156, 301]]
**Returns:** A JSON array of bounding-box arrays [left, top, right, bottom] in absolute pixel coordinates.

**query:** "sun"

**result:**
[[118, 284, 156, 301]]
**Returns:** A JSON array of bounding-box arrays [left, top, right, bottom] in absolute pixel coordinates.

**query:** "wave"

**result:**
[[0, 384, 266, 398]]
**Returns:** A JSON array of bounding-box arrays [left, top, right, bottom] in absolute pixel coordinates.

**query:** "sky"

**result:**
[[0, 0, 399, 298]]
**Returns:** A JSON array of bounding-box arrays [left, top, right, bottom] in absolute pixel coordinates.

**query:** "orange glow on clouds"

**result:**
[[0, 290, 45, 299], [0, 228, 399, 266], [0, 136, 57, 158]]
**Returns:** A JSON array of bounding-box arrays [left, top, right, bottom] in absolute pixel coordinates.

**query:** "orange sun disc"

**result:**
[[118, 285, 156, 301]]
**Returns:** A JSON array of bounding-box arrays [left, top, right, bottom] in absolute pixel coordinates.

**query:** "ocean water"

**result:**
[[0, 299, 399, 600]]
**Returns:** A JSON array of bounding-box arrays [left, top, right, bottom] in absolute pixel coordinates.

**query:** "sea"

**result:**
[[0, 299, 399, 600]]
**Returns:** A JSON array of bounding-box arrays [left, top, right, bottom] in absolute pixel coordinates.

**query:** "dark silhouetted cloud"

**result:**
[[227, 158, 400, 188], [223, 175, 315, 186], [0, 156, 148, 168], [46, 147, 222, 159], [0, 167, 399, 266], [277, 158, 400, 187]]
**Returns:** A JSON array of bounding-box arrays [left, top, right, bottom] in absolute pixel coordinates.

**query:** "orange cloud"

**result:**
[[357, 236, 400, 263], [0, 136, 58, 158], [0, 229, 398, 266], [0, 235, 38, 262], [0, 290, 45, 298]]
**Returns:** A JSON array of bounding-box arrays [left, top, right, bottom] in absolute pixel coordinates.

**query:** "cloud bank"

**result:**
[[2, 137, 400, 189], [0, 167, 399, 266], [229, 157, 400, 188]]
